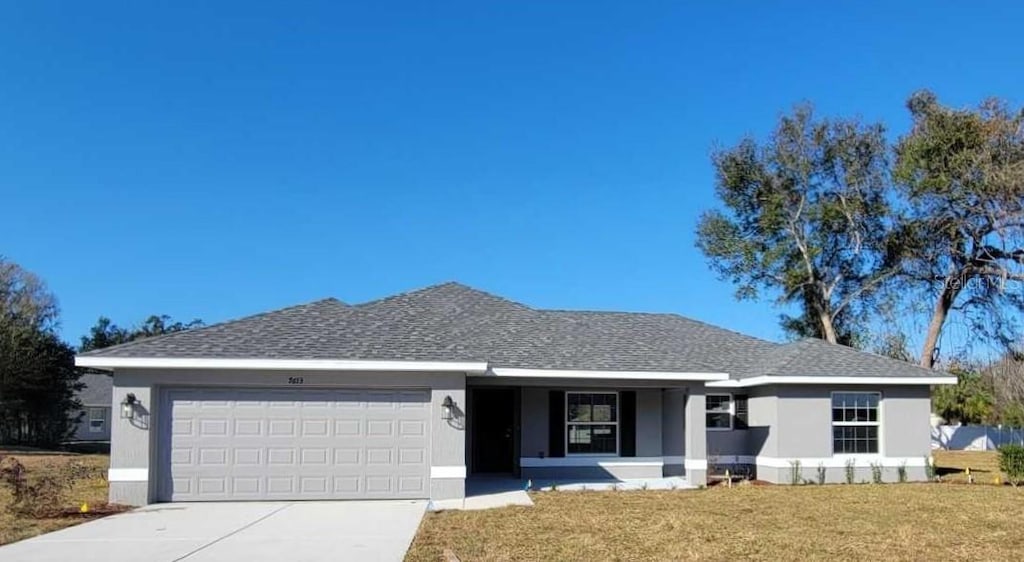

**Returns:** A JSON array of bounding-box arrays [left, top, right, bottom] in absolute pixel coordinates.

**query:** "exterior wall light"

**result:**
[[121, 393, 139, 419], [441, 395, 456, 421]]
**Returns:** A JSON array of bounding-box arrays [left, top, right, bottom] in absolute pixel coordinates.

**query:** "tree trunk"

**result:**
[[920, 275, 963, 369], [819, 308, 838, 344]]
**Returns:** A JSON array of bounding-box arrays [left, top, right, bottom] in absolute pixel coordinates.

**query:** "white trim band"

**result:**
[[756, 456, 928, 468], [519, 456, 665, 468], [707, 375, 957, 388], [708, 455, 927, 468], [430, 465, 467, 479], [684, 459, 708, 470], [484, 368, 729, 381], [75, 357, 489, 374], [108, 468, 148, 482]]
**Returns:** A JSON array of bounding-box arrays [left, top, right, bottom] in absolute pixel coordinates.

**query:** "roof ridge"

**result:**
[[354, 281, 535, 311], [80, 297, 347, 356], [353, 281, 460, 308], [544, 309, 676, 317]]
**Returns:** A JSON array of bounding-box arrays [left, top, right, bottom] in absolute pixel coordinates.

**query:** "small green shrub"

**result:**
[[998, 444, 1024, 487], [924, 456, 936, 481], [897, 461, 908, 483], [816, 463, 826, 485], [789, 460, 802, 485], [870, 462, 884, 484], [844, 458, 856, 484]]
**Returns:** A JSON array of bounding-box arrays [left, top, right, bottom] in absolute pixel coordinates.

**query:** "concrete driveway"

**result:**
[[0, 500, 427, 562]]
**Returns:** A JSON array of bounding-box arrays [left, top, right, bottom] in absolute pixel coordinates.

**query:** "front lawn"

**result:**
[[933, 449, 1003, 483], [408, 484, 1024, 561], [0, 452, 117, 546]]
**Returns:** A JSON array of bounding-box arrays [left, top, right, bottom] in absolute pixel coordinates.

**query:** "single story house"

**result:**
[[69, 372, 113, 442], [75, 283, 955, 506]]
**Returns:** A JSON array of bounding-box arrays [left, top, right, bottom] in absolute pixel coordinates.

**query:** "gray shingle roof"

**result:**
[[744, 338, 938, 379], [77, 373, 113, 406], [79, 282, 940, 378]]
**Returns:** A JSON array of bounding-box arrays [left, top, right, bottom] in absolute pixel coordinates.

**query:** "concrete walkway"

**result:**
[[0, 500, 426, 562], [429, 477, 534, 511]]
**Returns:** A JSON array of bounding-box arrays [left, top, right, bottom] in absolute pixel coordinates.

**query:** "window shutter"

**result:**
[[620, 391, 636, 457], [734, 395, 749, 429], [548, 390, 565, 458]]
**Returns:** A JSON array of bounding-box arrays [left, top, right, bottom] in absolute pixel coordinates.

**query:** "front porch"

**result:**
[[464, 377, 711, 487], [429, 475, 694, 511]]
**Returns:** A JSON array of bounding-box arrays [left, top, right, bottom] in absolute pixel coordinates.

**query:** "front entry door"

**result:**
[[471, 388, 516, 473]]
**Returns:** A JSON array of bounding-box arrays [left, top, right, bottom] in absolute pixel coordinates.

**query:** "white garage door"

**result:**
[[159, 387, 430, 501]]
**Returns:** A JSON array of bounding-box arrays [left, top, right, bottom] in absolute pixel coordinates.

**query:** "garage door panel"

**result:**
[[162, 387, 430, 501]]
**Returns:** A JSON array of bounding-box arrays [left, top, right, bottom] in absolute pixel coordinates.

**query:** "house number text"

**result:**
[[287, 377, 305, 385]]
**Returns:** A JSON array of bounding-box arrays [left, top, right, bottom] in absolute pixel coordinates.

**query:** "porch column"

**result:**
[[684, 388, 707, 486], [661, 389, 686, 476]]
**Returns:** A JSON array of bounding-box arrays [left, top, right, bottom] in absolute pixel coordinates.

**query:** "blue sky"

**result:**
[[2, 1, 1021, 349]]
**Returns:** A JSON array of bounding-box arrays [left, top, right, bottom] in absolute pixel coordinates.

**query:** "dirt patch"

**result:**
[[51, 503, 131, 519], [0, 453, 111, 546]]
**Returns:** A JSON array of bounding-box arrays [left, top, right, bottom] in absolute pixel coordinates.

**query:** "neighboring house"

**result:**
[[70, 373, 113, 442], [74, 283, 955, 506]]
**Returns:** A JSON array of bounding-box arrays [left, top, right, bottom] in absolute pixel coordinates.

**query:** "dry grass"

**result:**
[[407, 484, 1024, 561], [0, 452, 113, 546], [933, 450, 1003, 483]]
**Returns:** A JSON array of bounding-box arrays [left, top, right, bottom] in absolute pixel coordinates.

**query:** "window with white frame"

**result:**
[[831, 392, 880, 454], [566, 392, 618, 455], [706, 394, 733, 430], [88, 408, 105, 433]]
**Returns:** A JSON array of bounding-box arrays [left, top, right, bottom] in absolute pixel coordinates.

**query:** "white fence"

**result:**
[[931, 425, 1024, 451]]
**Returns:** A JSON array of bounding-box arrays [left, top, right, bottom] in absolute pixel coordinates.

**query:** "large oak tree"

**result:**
[[696, 105, 892, 345], [892, 91, 1024, 368]]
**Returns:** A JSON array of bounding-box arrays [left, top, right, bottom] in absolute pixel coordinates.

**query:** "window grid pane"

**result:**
[[706, 412, 731, 429], [566, 393, 619, 455], [831, 392, 880, 454], [567, 393, 617, 423], [706, 395, 731, 413], [568, 424, 617, 454]]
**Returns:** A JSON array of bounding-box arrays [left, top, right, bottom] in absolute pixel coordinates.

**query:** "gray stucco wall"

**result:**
[[880, 385, 932, 458], [707, 384, 934, 484], [707, 428, 747, 456], [745, 387, 777, 458], [771, 385, 932, 460], [108, 368, 466, 506]]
